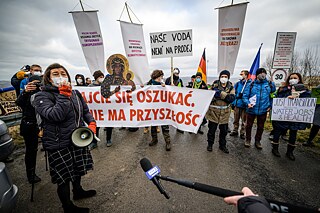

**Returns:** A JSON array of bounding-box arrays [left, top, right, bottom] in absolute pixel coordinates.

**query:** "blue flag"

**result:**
[[249, 43, 263, 79]]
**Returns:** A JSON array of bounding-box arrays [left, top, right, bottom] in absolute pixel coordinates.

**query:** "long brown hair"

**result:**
[[285, 72, 303, 86], [42, 63, 71, 85]]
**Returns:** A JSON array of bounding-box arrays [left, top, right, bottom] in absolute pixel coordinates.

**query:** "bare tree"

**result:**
[[301, 47, 320, 87], [262, 52, 273, 78]]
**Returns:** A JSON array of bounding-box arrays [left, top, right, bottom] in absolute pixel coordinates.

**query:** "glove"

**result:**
[[214, 89, 221, 98], [88, 122, 97, 134], [58, 85, 72, 97]]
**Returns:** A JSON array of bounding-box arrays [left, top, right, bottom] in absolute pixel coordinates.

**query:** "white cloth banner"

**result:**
[[75, 86, 214, 133], [120, 21, 150, 84], [218, 3, 248, 74], [149, 29, 193, 58], [271, 98, 316, 123], [272, 32, 297, 69], [71, 11, 105, 74]]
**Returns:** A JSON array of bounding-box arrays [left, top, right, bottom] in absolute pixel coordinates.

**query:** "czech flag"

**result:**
[[197, 48, 207, 83], [249, 43, 263, 80]]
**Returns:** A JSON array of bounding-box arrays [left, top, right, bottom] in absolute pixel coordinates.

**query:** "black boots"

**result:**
[[73, 187, 97, 200], [63, 202, 89, 213], [271, 143, 281, 157], [27, 169, 41, 184], [286, 145, 295, 161]]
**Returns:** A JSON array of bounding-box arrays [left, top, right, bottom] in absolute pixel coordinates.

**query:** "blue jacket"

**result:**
[[273, 86, 311, 130], [20, 78, 29, 93], [243, 79, 276, 115], [232, 79, 251, 108]]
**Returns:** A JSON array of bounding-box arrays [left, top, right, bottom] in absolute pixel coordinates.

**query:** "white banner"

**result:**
[[271, 98, 316, 123], [272, 32, 297, 69], [75, 86, 214, 133], [71, 11, 105, 74], [120, 21, 150, 84], [150, 29, 192, 58], [218, 3, 248, 74]]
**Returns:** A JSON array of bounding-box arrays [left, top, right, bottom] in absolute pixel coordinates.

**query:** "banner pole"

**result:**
[[125, 2, 133, 23], [171, 57, 174, 85], [79, 0, 85, 11]]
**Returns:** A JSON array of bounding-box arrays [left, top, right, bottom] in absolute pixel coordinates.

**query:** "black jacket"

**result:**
[[16, 90, 39, 123], [34, 85, 95, 151]]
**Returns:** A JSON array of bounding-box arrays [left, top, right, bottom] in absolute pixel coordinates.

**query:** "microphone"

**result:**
[[140, 158, 170, 199]]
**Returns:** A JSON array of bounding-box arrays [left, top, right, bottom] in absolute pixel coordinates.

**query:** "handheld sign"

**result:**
[[145, 166, 161, 180], [150, 29, 192, 58]]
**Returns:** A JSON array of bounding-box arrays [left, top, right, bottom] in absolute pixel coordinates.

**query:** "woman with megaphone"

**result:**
[[34, 63, 96, 213]]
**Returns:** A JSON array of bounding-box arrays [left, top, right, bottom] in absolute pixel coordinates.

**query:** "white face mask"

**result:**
[[76, 78, 83, 84], [220, 77, 228, 84], [97, 77, 104, 83], [52, 77, 69, 87], [33, 71, 42, 76], [289, 79, 299, 85]]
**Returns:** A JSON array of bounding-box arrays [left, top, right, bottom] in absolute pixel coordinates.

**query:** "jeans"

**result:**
[[246, 113, 267, 142]]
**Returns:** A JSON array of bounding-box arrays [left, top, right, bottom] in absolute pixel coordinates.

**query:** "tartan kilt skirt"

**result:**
[[47, 145, 93, 185]]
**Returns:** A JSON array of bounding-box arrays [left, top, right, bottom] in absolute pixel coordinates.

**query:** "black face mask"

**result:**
[[173, 75, 179, 80]]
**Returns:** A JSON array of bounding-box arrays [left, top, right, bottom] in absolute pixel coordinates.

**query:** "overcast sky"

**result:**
[[0, 0, 319, 81]]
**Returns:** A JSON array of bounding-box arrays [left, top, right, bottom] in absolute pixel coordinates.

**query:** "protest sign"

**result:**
[[75, 86, 214, 133], [271, 69, 287, 87], [149, 29, 192, 58], [272, 32, 297, 69], [271, 98, 316, 123]]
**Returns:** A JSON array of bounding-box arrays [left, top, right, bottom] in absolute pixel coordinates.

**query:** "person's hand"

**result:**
[[25, 82, 37, 92], [224, 187, 256, 206], [267, 107, 271, 112], [114, 86, 120, 93], [287, 95, 294, 99], [161, 83, 165, 87], [58, 83, 72, 97], [88, 122, 96, 134], [248, 104, 254, 108]]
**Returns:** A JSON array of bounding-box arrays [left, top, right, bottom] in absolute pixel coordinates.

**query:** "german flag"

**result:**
[[197, 49, 207, 83]]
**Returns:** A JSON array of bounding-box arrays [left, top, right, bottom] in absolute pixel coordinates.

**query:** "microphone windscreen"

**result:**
[[140, 158, 153, 172]]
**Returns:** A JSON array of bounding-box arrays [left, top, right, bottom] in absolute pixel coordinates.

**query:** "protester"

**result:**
[[87, 70, 105, 150], [85, 77, 92, 85], [206, 70, 235, 153], [224, 187, 272, 213], [271, 73, 311, 160], [75, 74, 87, 86], [243, 68, 275, 149], [101, 55, 136, 146], [303, 85, 320, 147], [186, 74, 196, 88], [20, 64, 42, 93], [16, 75, 42, 184], [147, 69, 172, 151], [192, 72, 208, 134], [165, 67, 184, 133], [230, 70, 251, 140], [34, 63, 96, 212], [11, 66, 29, 97]]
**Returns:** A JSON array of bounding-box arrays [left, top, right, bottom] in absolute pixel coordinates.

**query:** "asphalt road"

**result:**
[[6, 121, 320, 213]]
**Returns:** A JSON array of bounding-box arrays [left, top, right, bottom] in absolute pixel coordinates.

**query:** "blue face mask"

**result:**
[[196, 78, 201, 83]]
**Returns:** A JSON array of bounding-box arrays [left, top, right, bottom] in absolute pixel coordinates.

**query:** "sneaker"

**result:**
[[144, 127, 149, 134], [156, 126, 161, 133], [106, 140, 112, 147], [281, 135, 289, 141], [219, 146, 229, 154], [255, 141, 262, 150], [244, 140, 251, 148], [207, 145, 213, 152], [73, 189, 97, 200], [165, 143, 171, 151], [149, 139, 158, 146], [230, 131, 238, 136], [302, 142, 315, 147], [88, 143, 98, 150], [197, 129, 204, 135], [240, 133, 245, 140]]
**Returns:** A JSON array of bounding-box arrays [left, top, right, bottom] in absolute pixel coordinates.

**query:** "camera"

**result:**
[[33, 82, 42, 89]]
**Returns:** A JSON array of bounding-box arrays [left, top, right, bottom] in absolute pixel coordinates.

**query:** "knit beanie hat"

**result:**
[[93, 70, 104, 80], [256, 68, 267, 76], [16, 71, 25, 80], [219, 70, 230, 79]]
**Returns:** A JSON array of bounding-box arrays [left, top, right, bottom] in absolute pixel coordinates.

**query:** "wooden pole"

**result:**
[[171, 57, 174, 85], [125, 2, 133, 23]]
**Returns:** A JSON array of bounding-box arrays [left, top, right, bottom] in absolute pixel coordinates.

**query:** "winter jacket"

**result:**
[[243, 79, 276, 115], [75, 74, 87, 86], [273, 86, 311, 130], [11, 72, 23, 97], [205, 80, 235, 124], [165, 77, 183, 87], [232, 79, 251, 108], [192, 81, 208, 90], [34, 85, 95, 151]]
